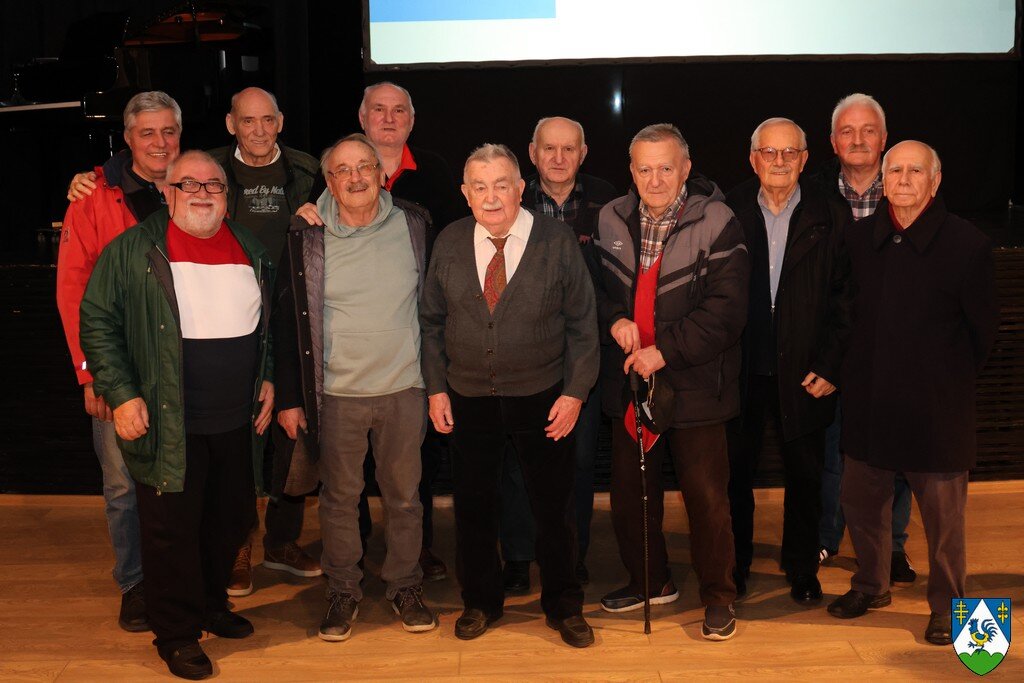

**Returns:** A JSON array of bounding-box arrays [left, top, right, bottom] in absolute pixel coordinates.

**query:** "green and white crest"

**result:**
[[952, 598, 1011, 676]]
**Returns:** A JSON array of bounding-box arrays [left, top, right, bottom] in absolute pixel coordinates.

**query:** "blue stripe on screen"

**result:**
[[370, 0, 556, 23]]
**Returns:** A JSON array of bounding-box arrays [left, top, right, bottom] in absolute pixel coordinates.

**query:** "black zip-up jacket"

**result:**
[[726, 176, 854, 442], [595, 174, 750, 427]]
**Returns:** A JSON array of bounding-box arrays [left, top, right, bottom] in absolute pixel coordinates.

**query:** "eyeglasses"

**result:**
[[327, 162, 379, 178], [170, 180, 227, 194], [754, 147, 806, 163]]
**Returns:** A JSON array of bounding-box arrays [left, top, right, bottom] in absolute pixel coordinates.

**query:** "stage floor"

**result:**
[[2, 484, 1023, 681]]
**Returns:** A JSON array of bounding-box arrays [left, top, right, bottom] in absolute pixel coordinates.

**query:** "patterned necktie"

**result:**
[[483, 236, 508, 313]]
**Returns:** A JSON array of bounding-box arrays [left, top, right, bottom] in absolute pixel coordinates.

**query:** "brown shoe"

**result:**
[[263, 541, 323, 578], [419, 547, 447, 581], [227, 543, 253, 597]]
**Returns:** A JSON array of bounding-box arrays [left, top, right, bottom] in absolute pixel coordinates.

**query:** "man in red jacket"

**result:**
[[55, 90, 182, 633]]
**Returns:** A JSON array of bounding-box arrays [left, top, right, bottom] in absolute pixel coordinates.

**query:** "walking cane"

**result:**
[[629, 369, 652, 634]]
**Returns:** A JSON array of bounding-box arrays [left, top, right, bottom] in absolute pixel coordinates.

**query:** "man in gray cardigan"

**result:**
[[419, 143, 599, 648]]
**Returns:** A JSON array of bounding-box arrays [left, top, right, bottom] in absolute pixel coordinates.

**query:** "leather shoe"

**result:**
[[454, 608, 499, 640], [827, 589, 892, 619], [545, 615, 594, 648], [925, 612, 952, 645], [790, 573, 823, 604], [502, 560, 530, 594], [159, 641, 212, 680], [203, 609, 254, 639]]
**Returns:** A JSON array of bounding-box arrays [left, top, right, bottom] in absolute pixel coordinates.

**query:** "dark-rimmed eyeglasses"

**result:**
[[327, 162, 379, 179], [753, 147, 806, 163], [170, 180, 227, 194]]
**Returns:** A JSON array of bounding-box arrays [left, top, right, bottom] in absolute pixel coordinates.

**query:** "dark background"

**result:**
[[1, 0, 1023, 493]]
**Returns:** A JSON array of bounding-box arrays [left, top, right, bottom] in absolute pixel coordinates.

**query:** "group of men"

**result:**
[[56, 82, 999, 680]]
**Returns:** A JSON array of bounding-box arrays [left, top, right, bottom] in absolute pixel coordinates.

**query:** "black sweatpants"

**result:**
[[135, 424, 256, 650]]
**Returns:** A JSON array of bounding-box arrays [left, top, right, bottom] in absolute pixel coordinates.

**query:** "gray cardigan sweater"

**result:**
[[420, 210, 599, 400]]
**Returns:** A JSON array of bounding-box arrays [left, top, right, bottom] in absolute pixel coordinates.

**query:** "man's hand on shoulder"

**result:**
[[113, 397, 149, 441], [295, 202, 324, 226], [67, 171, 98, 202]]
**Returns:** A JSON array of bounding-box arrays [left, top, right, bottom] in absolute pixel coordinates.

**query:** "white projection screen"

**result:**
[[364, 0, 1020, 70]]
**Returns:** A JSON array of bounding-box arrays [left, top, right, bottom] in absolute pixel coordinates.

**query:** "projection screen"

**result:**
[[364, 0, 1020, 70]]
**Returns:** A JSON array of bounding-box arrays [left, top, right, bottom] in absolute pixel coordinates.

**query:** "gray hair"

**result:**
[[830, 93, 887, 135], [532, 116, 586, 147], [230, 87, 280, 115], [882, 140, 942, 176], [123, 90, 182, 132], [750, 117, 807, 151], [166, 150, 225, 182], [359, 81, 415, 116], [629, 123, 689, 160], [319, 133, 382, 178], [463, 143, 521, 183]]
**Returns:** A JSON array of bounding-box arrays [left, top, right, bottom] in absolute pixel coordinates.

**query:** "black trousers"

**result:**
[[135, 424, 255, 650], [609, 419, 737, 606], [449, 385, 583, 621], [727, 374, 825, 576]]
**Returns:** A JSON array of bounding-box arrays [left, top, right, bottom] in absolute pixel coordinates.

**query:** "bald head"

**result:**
[[226, 87, 284, 166], [529, 116, 588, 191], [882, 140, 942, 224]]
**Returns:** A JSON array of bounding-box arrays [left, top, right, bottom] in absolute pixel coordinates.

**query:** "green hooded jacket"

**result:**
[[80, 208, 275, 494]]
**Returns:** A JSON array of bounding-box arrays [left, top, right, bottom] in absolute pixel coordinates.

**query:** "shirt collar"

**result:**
[[384, 144, 418, 191], [474, 205, 534, 244], [757, 184, 801, 214], [234, 144, 282, 165], [838, 169, 882, 196], [639, 185, 688, 222]]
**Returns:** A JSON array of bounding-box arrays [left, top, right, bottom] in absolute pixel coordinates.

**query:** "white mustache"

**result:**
[[847, 144, 871, 152], [481, 201, 503, 210], [186, 198, 214, 208], [347, 181, 369, 192]]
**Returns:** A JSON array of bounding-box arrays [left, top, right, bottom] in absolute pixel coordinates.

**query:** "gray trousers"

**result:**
[[318, 388, 426, 601], [842, 456, 968, 613]]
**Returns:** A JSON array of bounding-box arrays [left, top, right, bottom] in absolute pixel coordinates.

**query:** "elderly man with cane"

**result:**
[[595, 123, 748, 640]]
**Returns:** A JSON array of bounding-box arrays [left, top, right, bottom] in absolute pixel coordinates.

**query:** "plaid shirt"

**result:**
[[838, 171, 883, 220], [527, 177, 584, 225], [638, 187, 687, 272]]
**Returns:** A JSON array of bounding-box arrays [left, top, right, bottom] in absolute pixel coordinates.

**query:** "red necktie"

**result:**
[[483, 237, 508, 313]]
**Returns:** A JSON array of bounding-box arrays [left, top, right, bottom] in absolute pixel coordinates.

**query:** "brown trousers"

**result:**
[[841, 456, 968, 613], [610, 419, 736, 606]]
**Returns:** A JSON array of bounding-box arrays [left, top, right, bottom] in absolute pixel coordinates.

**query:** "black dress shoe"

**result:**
[[925, 612, 952, 645], [545, 615, 595, 648], [733, 567, 749, 597], [203, 609, 254, 638], [890, 551, 917, 585], [159, 641, 212, 680], [790, 573, 823, 604], [118, 582, 150, 632], [454, 608, 499, 640], [502, 560, 531, 594], [827, 589, 892, 619]]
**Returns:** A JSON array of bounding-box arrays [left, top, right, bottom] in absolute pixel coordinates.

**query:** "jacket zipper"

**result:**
[[152, 243, 186, 495]]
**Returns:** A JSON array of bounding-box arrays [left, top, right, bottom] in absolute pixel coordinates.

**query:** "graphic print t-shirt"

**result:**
[[230, 154, 289, 261], [166, 220, 262, 434]]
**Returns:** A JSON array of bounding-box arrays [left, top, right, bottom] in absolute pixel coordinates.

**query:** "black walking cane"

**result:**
[[629, 369, 652, 634]]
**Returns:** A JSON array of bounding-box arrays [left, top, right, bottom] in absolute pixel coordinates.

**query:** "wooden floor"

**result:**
[[2, 483, 1023, 682]]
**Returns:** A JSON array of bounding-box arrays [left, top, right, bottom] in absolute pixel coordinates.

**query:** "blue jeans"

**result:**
[[819, 404, 912, 553], [94, 418, 144, 592], [499, 382, 600, 563]]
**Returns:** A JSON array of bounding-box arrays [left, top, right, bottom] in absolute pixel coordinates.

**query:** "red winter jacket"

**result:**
[[56, 153, 142, 385]]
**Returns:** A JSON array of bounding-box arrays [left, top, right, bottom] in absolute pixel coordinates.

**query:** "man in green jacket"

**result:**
[[80, 150, 275, 680]]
